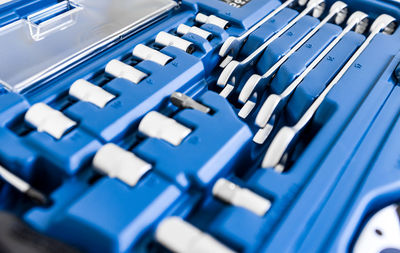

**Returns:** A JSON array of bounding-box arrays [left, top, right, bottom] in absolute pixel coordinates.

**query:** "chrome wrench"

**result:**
[[237, 1, 349, 113], [217, 0, 326, 97], [261, 14, 396, 172], [252, 11, 369, 144], [219, 0, 298, 67]]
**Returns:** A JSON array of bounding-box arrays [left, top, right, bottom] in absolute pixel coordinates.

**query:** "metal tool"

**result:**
[[69, 79, 115, 109], [212, 178, 271, 216], [25, 103, 77, 140], [261, 14, 396, 172], [132, 44, 172, 66], [156, 217, 235, 253], [170, 92, 211, 113], [0, 164, 50, 206], [238, 1, 349, 109], [252, 11, 369, 144], [155, 31, 195, 54], [195, 13, 230, 30], [92, 143, 152, 187], [219, 0, 298, 66], [138, 111, 192, 146], [177, 24, 214, 41], [353, 203, 400, 253], [105, 59, 148, 84], [217, 0, 325, 98]]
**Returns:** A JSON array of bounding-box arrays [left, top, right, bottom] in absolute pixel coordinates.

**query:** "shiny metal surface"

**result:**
[[261, 14, 396, 171], [217, 0, 325, 93]]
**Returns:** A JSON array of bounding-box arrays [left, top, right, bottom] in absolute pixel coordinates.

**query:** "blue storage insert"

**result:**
[[182, 0, 281, 31], [0, 0, 399, 252], [259, 29, 400, 253], [293, 53, 400, 253], [210, 207, 266, 251], [239, 8, 298, 58], [26, 173, 182, 253], [0, 94, 102, 181], [268, 29, 363, 96], [285, 31, 365, 123], [64, 47, 205, 143], [238, 17, 338, 105], [134, 91, 252, 189], [255, 15, 320, 74]]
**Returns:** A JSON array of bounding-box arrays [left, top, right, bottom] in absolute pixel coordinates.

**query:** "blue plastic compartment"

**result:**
[[239, 8, 299, 58], [134, 91, 252, 189], [0, 0, 400, 252], [294, 52, 400, 253], [25, 173, 182, 253], [259, 25, 400, 253]]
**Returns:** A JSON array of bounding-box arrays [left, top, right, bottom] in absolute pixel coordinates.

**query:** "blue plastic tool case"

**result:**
[[0, 0, 400, 252]]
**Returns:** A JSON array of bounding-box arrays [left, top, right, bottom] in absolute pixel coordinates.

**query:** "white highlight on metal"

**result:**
[[238, 1, 349, 104], [105, 59, 147, 84], [195, 13, 229, 29], [156, 216, 235, 253], [170, 92, 211, 114], [353, 204, 400, 253], [132, 44, 172, 66], [238, 100, 256, 119], [138, 111, 191, 146], [218, 60, 239, 90], [177, 24, 213, 40], [213, 178, 271, 216], [253, 11, 369, 144], [69, 79, 115, 108], [25, 103, 76, 139], [253, 124, 274, 145], [155, 31, 194, 53], [219, 0, 297, 58], [220, 55, 234, 68], [217, 0, 326, 91], [92, 143, 151, 187], [219, 84, 235, 98], [0, 164, 29, 192], [0, 0, 14, 5], [261, 14, 396, 170], [291, 14, 396, 132]]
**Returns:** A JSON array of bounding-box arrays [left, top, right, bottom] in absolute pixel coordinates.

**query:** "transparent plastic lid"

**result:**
[[0, 0, 177, 93]]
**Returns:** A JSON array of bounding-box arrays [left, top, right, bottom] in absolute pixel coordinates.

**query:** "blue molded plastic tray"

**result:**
[[0, 0, 400, 252]]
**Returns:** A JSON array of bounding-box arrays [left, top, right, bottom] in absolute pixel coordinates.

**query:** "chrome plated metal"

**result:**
[[254, 11, 368, 130], [238, 1, 349, 106], [217, 0, 326, 97], [219, 0, 298, 63], [261, 14, 396, 171]]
